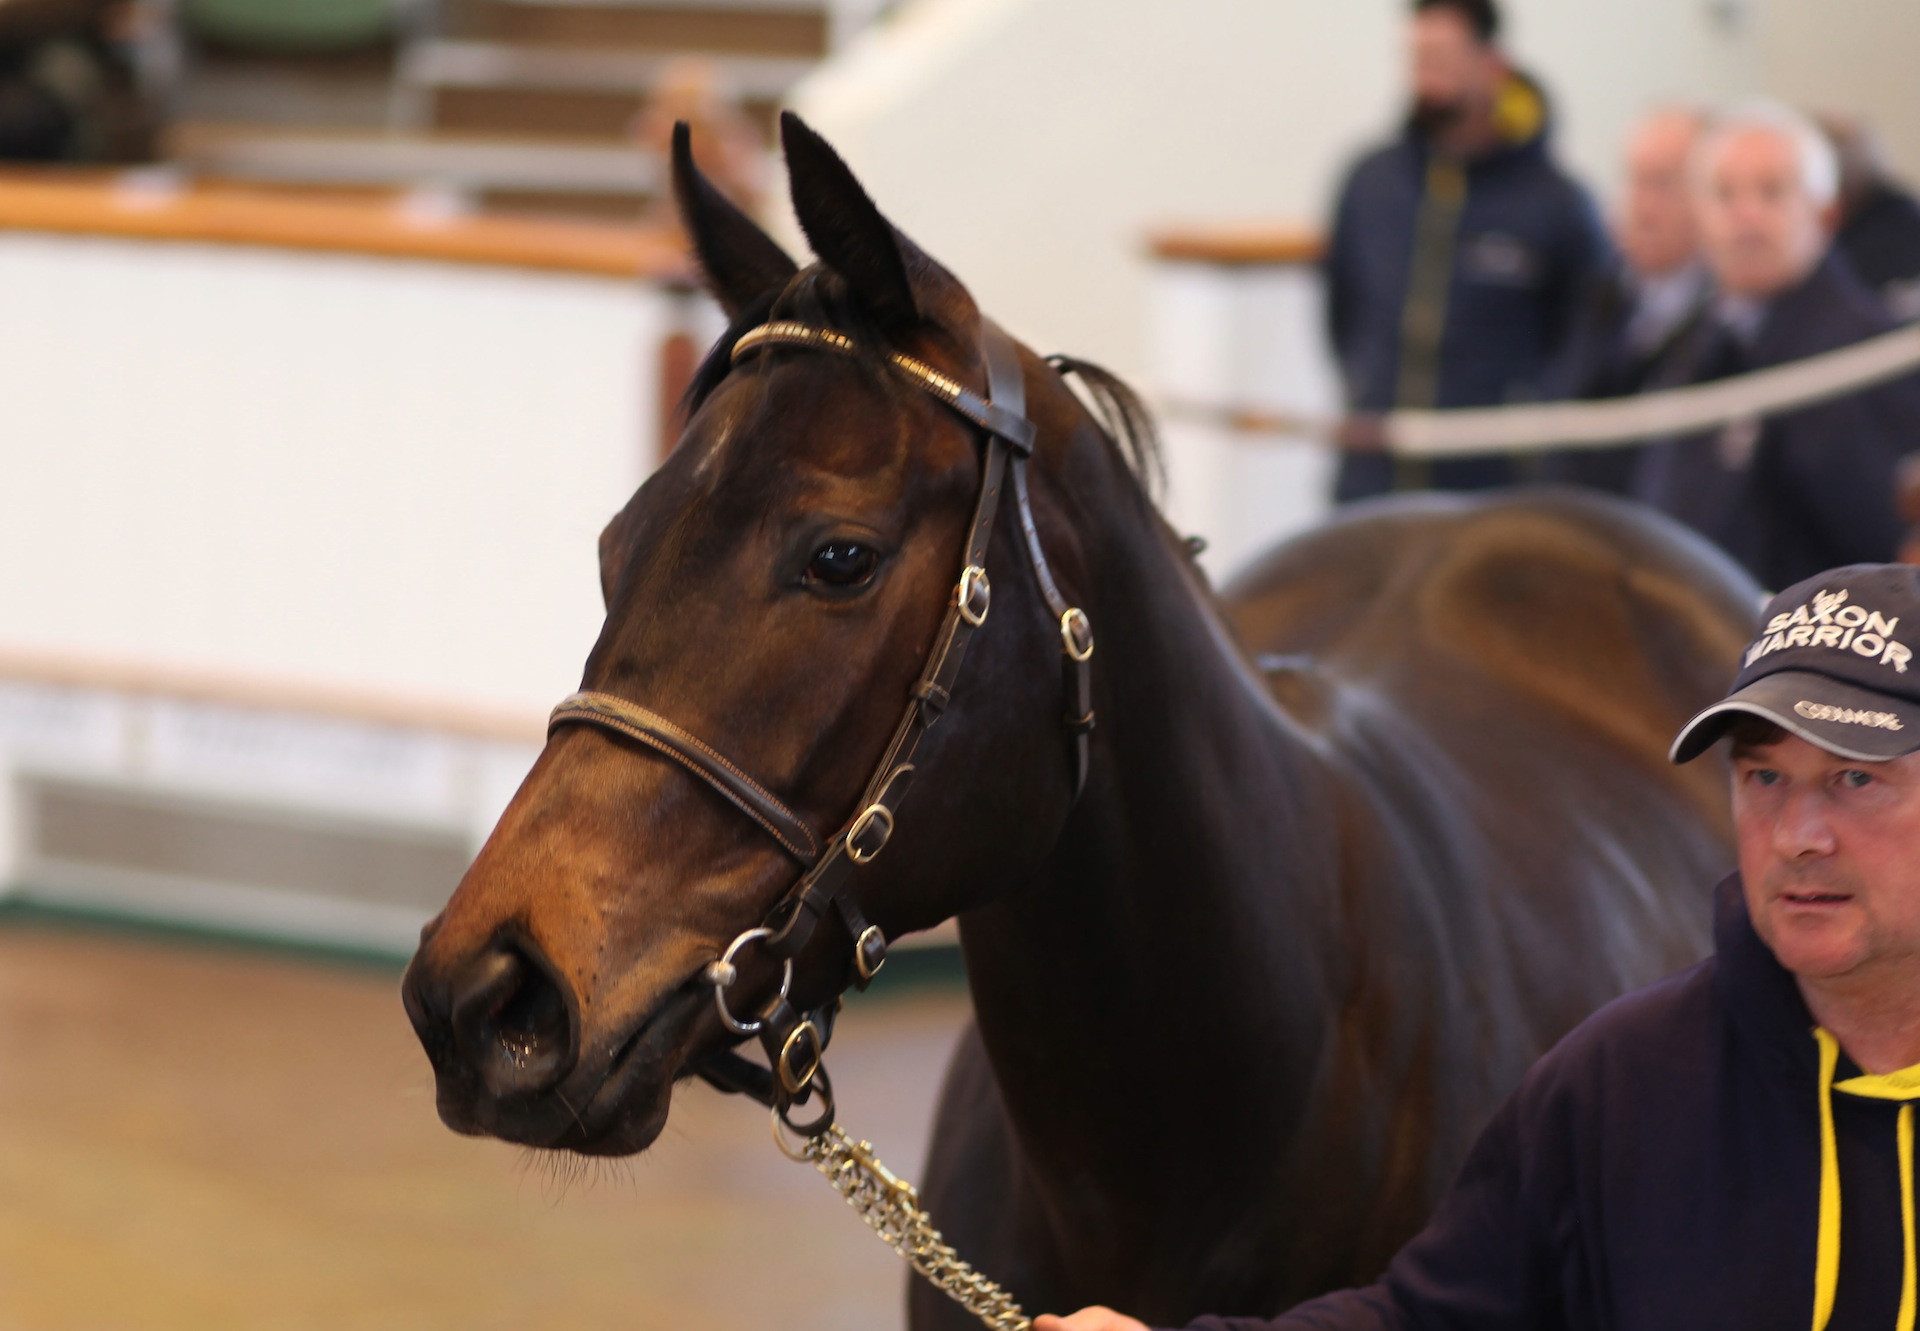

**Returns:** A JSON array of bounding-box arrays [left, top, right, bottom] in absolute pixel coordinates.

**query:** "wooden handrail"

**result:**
[[0, 168, 696, 281], [0, 646, 546, 745], [1146, 223, 1325, 267]]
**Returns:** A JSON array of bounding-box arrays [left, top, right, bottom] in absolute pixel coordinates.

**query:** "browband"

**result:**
[[732, 321, 1038, 454]]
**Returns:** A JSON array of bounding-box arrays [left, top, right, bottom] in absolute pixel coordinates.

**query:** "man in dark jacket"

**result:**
[[1536, 105, 1711, 495], [1634, 102, 1920, 592], [1325, 0, 1611, 502], [1042, 563, 1920, 1331]]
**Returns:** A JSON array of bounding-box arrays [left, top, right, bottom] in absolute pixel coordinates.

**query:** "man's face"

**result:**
[[1695, 127, 1830, 298], [1733, 734, 1920, 991], [1408, 9, 1496, 129], [1618, 114, 1701, 277]]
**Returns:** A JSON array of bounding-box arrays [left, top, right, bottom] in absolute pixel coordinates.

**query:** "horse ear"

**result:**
[[671, 121, 798, 318], [778, 111, 973, 331]]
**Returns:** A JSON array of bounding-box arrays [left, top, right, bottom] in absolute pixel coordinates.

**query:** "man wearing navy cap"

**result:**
[[1043, 564, 1920, 1330]]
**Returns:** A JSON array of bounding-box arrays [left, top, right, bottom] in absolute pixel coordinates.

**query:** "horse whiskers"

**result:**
[[513, 1143, 637, 1203]]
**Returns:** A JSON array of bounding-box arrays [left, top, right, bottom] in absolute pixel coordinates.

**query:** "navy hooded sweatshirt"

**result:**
[[1326, 72, 1611, 501], [1171, 876, 1920, 1330]]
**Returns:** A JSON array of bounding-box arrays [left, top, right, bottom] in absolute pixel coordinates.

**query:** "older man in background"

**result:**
[[1538, 105, 1712, 494], [1633, 101, 1918, 591]]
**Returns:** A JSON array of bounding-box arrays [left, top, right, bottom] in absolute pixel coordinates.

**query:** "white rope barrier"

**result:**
[[1165, 320, 1920, 458]]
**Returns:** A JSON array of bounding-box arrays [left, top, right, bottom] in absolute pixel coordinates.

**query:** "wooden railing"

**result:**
[[0, 168, 692, 279], [1146, 223, 1325, 268]]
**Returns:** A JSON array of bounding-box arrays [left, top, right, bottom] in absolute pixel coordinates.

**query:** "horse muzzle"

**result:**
[[402, 932, 720, 1155]]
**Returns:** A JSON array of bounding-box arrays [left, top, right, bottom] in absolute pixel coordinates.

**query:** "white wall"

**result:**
[[0, 233, 665, 716], [1758, 0, 1920, 179], [1149, 262, 1340, 579], [784, 0, 1761, 382]]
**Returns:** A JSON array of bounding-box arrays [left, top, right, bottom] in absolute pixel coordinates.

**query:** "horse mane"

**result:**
[[677, 270, 1166, 506], [1046, 353, 1166, 502]]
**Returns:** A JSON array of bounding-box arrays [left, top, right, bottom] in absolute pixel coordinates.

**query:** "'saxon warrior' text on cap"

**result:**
[[1671, 563, 1920, 764]]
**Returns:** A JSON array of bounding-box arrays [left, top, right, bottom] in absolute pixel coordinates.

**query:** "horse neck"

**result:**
[[956, 429, 1347, 1210]]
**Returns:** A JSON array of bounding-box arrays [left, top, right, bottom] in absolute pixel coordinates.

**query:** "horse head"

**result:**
[[401, 114, 1148, 1156]]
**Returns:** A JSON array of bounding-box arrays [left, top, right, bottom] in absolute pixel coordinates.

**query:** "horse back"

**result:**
[[1225, 489, 1758, 808], [1221, 490, 1761, 1175]]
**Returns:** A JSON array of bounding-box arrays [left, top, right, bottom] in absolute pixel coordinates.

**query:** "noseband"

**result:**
[[546, 317, 1095, 1131]]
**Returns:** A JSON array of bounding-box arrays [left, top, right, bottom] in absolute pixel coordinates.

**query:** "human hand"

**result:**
[[1034, 1307, 1152, 1331]]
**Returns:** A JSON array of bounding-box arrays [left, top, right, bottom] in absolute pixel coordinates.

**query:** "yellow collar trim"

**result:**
[[1835, 1060, 1920, 1103], [1811, 1028, 1919, 1331]]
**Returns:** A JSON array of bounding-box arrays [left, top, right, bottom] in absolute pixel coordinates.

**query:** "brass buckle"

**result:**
[[854, 923, 888, 983], [1060, 608, 1095, 662], [846, 803, 895, 864], [957, 565, 991, 627], [778, 1019, 823, 1096], [770, 1066, 836, 1156]]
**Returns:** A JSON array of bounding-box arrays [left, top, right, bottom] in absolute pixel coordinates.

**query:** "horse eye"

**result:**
[[805, 541, 879, 589]]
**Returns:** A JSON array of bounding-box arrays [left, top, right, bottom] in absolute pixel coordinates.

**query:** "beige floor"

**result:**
[[0, 923, 973, 1331]]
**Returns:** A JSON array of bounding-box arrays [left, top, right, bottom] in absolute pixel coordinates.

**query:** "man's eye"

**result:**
[[805, 541, 879, 589], [1840, 769, 1875, 790], [1746, 768, 1782, 787]]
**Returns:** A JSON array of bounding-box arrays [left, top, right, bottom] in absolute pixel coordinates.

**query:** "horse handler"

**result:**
[[1041, 563, 1920, 1331]]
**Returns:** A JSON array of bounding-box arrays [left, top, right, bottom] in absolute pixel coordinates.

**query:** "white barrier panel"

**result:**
[[1146, 251, 1338, 579], [0, 225, 672, 716], [0, 180, 699, 950], [0, 659, 544, 954]]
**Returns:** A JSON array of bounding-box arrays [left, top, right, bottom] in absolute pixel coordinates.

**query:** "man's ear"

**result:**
[[671, 121, 798, 317]]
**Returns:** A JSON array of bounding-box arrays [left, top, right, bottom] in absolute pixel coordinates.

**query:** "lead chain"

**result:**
[[797, 1123, 1033, 1331]]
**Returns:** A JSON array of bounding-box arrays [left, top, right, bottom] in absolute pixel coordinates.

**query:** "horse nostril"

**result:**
[[448, 942, 577, 1099]]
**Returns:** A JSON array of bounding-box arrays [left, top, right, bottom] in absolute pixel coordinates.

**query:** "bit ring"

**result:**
[[708, 927, 794, 1036]]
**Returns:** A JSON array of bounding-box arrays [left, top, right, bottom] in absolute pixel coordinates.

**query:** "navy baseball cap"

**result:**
[[1672, 563, 1920, 764]]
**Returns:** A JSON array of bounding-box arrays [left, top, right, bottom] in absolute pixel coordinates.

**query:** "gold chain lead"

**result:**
[[797, 1124, 1033, 1331]]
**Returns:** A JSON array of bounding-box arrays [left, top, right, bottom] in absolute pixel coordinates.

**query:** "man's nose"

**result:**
[[1771, 788, 1839, 860]]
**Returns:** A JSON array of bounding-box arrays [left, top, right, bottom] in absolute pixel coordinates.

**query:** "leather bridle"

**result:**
[[546, 317, 1095, 1135]]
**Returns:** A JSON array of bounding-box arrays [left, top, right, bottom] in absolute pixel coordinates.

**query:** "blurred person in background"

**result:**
[[1901, 456, 1920, 566], [1325, 0, 1611, 503], [1633, 100, 1918, 591], [0, 0, 153, 161], [630, 56, 767, 234], [1537, 105, 1712, 495], [1820, 112, 1920, 322]]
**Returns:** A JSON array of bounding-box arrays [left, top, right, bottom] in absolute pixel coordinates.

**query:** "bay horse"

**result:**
[[401, 113, 1759, 1329]]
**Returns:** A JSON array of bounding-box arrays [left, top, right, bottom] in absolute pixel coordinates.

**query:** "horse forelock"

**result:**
[[675, 265, 1168, 532]]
